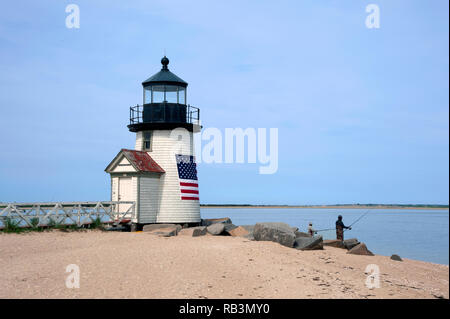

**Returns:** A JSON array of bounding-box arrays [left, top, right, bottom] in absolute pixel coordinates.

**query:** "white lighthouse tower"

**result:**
[[105, 56, 201, 227]]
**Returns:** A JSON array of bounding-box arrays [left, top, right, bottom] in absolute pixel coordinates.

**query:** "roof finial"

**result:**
[[161, 55, 169, 70]]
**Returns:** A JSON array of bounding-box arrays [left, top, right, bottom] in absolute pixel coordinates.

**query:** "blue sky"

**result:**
[[0, 0, 448, 205]]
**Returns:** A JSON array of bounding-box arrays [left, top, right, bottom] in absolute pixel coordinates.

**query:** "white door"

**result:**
[[118, 177, 133, 216]]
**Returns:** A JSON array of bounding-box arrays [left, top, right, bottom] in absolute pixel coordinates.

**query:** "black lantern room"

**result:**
[[128, 56, 200, 132]]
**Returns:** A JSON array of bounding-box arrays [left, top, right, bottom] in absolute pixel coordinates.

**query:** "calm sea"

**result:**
[[201, 208, 450, 265]]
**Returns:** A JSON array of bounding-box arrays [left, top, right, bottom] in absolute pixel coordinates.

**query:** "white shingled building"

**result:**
[[105, 56, 201, 227]]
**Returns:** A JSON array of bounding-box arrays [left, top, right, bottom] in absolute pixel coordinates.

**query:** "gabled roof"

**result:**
[[105, 149, 165, 174]]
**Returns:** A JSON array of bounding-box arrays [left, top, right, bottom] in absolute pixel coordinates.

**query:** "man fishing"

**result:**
[[336, 215, 351, 241], [307, 222, 316, 236]]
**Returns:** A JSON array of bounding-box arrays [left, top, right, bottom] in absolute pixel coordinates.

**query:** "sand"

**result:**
[[0, 230, 448, 299]]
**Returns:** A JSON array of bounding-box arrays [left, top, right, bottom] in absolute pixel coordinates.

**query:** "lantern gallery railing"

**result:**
[[187, 105, 200, 125], [130, 103, 200, 126], [0, 201, 136, 230]]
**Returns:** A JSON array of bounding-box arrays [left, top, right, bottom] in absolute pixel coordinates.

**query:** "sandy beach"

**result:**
[[0, 230, 448, 299]]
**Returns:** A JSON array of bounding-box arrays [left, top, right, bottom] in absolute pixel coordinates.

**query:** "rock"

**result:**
[[295, 231, 312, 238], [294, 235, 324, 250], [253, 222, 296, 248], [178, 226, 207, 237], [223, 223, 238, 233], [193, 227, 208, 236], [143, 224, 181, 233], [227, 226, 249, 237], [206, 223, 226, 235], [201, 217, 232, 227], [347, 243, 374, 256], [291, 227, 299, 232], [146, 226, 179, 237], [343, 238, 360, 250], [323, 239, 345, 248], [390, 254, 403, 261]]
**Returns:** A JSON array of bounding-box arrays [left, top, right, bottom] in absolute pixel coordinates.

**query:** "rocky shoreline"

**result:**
[[140, 218, 378, 257]]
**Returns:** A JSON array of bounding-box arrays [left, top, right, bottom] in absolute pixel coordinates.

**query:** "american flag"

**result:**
[[175, 154, 199, 201]]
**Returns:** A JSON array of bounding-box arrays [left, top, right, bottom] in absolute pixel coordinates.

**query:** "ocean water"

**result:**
[[201, 208, 450, 265]]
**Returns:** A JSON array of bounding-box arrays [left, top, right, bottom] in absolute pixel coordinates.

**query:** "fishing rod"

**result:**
[[314, 209, 372, 233], [315, 228, 335, 232], [344, 209, 371, 232]]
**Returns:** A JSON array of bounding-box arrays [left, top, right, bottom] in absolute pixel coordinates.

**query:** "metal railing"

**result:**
[[187, 105, 200, 125], [130, 105, 142, 124], [130, 104, 200, 126], [0, 201, 136, 229]]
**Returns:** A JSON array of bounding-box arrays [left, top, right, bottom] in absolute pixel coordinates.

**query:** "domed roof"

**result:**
[[142, 56, 188, 88]]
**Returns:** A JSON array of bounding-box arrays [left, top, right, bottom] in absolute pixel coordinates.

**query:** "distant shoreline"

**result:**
[[201, 204, 449, 210]]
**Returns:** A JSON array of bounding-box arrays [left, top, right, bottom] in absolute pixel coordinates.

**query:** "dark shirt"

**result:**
[[336, 220, 349, 230]]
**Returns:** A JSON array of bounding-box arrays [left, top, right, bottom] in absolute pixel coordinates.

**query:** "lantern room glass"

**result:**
[[144, 85, 187, 104]]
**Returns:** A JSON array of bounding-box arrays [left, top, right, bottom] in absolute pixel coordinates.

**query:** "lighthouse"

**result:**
[[105, 56, 201, 226]]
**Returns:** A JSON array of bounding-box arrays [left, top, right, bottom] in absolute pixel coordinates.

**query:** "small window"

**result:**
[[143, 131, 152, 151]]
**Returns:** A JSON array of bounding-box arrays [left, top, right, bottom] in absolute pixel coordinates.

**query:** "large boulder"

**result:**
[[294, 235, 324, 250], [343, 238, 360, 250], [201, 217, 232, 227], [323, 239, 345, 248], [206, 223, 226, 235], [178, 226, 207, 237], [253, 222, 296, 248], [347, 243, 374, 256], [226, 226, 249, 237], [143, 224, 181, 234]]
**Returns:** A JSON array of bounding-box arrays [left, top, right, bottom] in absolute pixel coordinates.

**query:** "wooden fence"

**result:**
[[0, 201, 136, 229]]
